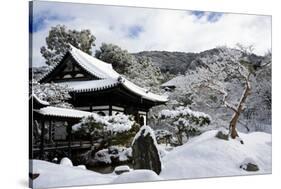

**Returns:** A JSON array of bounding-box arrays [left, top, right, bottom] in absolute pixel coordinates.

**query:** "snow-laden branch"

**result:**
[[159, 106, 211, 126], [73, 113, 135, 134], [194, 80, 238, 113]]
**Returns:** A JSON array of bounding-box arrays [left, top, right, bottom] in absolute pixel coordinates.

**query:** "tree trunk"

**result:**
[[176, 130, 183, 145], [229, 78, 251, 139], [229, 113, 240, 139]]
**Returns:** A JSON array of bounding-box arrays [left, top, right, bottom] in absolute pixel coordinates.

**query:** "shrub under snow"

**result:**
[[94, 146, 132, 164], [73, 113, 135, 134], [158, 106, 211, 145], [60, 157, 73, 167]]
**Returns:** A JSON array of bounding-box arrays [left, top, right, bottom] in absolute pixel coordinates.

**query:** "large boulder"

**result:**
[[114, 165, 132, 175], [215, 129, 229, 141], [132, 126, 162, 175]]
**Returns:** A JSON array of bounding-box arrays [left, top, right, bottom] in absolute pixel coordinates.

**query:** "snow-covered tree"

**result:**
[[170, 45, 271, 140], [73, 113, 137, 149], [95, 43, 133, 73], [32, 80, 72, 108], [41, 25, 96, 66], [95, 43, 164, 92], [125, 56, 164, 93], [242, 51, 272, 132], [154, 129, 173, 145], [74, 114, 108, 146], [158, 106, 211, 145]]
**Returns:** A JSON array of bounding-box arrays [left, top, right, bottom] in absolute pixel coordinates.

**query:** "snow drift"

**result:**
[[160, 130, 271, 179]]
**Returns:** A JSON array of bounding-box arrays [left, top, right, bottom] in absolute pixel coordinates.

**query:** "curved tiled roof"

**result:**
[[40, 44, 168, 103], [31, 94, 50, 106], [62, 79, 119, 93], [69, 44, 119, 79]]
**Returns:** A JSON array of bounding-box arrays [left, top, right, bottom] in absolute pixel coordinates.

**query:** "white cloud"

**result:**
[[31, 1, 271, 67]]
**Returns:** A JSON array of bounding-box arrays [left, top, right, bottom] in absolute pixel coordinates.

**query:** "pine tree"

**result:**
[[41, 25, 96, 66], [95, 43, 132, 73]]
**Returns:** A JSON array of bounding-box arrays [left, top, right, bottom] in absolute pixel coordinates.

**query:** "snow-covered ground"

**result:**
[[30, 130, 271, 188], [160, 130, 271, 179], [30, 159, 116, 188]]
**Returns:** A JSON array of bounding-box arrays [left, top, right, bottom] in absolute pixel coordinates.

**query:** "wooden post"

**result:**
[[49, 120, 52, 144], [40, 119, 45, 160], [109, 105, 112, 116], [67, 122, 72, 158]]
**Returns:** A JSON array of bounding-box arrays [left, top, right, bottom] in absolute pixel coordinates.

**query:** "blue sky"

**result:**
[[30, 1, 271, 67], [127, 25, 144, 38], [191, 11, 223, 22], [30, 11, 74, 33]]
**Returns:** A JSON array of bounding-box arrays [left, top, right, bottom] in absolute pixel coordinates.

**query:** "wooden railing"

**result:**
[[33, 140, 92, 151]]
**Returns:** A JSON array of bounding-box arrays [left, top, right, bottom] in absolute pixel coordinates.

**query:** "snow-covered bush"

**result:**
[[73, 114, 107, 145], [106, 114, 135, 133], [60, 157, 73, 167], [154, 129, 173, 145], [73, 113, 137, 148], [94, 146, 132, 165], [159, 106, 211, 145]]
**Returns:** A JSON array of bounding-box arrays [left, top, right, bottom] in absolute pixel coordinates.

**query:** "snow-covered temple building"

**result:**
[[30, 94, 94, 159], [39, 45, 168, 126], [160, 75, 185, 92]]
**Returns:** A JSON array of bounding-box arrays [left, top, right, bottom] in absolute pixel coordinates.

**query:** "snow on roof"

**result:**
[[122, 79, 168, 102], [62, 79, 119, 93], [61, 78, 168, 102], [69, 44, 119, 79], [35, 106, 93, 118], [40, 44, 168, 103], [31, 94, 50, 106], [161, 75, 185, 87], [69, 45, 168, 102]]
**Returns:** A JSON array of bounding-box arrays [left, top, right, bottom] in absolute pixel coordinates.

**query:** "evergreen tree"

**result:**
[[41, 25, 96, 66], [95, 43, 132, 73], [159, 106, 211, 145], [95, 43, 165, 93]]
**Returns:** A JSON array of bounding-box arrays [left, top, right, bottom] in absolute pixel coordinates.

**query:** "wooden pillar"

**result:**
[[145, 111, 148, 126], [67, 121, 72, 158], [109, 105, 112, 116], [49, 120, 52, 143], [40, 119, 45, 160]]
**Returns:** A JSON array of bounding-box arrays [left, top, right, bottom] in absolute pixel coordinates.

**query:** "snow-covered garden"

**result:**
[[31, 129, 271, 188], [29, 24, 271, 188]]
